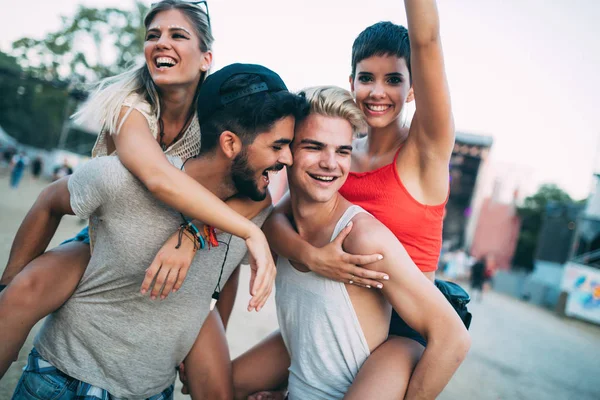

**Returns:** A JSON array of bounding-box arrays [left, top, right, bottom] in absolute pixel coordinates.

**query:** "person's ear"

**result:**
[[200, 50, 213, 73], [219, 131, 242, 159], [406, 86, 415, 103]]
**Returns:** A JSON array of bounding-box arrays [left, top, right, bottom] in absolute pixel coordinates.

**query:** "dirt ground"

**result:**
[[1, 172, 599, 399]]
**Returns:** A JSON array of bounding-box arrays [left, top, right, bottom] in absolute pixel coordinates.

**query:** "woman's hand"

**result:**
[[244, 227, 277, 312], [141, 229, 196, 299], [306, 221, 388, 288]]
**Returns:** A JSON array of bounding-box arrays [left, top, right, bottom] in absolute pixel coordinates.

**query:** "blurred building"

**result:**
[[571, 173, 600, 261], [443, 131, 494, 250], [469, 187, 521, 271], [559, 174, 600, 325], [537, 202, 583, 264]]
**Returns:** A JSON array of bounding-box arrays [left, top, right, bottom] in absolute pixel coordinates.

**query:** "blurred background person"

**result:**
[[30, 156, 43, 180], [470, 256, 486, 302], [2, 147, 16, 171], [9, 151, 28, 189], [51, 158, 73, 181]]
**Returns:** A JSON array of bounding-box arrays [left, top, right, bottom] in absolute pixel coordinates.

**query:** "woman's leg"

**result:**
[[232, 331, 290, 400], [344, 336, 425, 400], [0, 242, 90, 377], [182, 309, 233, 400]]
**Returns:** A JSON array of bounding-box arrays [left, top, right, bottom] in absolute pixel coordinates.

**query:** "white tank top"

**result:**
[[275, 205, 371, 400]]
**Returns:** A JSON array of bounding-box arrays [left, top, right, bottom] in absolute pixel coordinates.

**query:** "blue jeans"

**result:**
[[12, 365, 77, 399], [13, 348, 174, 400]]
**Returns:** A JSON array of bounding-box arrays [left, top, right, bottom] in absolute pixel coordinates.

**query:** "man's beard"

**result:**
[[231, 150, 267, 201]]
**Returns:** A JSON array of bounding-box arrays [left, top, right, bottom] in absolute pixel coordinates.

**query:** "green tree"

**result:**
[[0, 51, 21, 73], [513, 184, 574, 270], [10, 1, 148, 83], [0, 1, 148, 151], [0, 50, 71, 150]]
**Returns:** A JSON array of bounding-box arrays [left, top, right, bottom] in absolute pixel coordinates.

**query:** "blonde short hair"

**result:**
[[299, 86, 366, 135]]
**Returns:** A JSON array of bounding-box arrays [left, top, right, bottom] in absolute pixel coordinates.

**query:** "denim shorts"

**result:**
[[60, 226, 90, 245]]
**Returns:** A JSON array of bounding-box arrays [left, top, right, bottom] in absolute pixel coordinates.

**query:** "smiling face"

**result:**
[[350, 54, 413, 130], [144, 9, 212, 89], [231, 115, 295, 201], [288, 114, 354, 203]]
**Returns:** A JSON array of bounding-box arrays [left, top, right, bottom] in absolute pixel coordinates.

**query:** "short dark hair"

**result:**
[[199, 74, 309, 154], [351, 21, 411, 81]]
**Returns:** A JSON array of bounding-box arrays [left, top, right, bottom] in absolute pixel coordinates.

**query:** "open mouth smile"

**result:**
[[364, 103, 393, 115], [262, 165, 284, 184], [155, 56, 178, 70], [307, 172, 338, 184]]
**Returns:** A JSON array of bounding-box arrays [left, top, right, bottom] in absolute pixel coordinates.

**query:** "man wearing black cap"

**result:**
[[10, 64, 307, 400]]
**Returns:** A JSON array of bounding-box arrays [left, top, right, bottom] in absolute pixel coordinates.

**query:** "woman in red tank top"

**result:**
[[258, 1, 467, 398]]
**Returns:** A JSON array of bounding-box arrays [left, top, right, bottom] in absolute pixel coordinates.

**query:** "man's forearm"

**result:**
[[404, 334, 470, 399], [262, 212, 313, 266], [1, 188, 65, 285]]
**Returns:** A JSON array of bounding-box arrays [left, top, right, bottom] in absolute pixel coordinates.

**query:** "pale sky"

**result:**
[[2, 0, 599, 200]]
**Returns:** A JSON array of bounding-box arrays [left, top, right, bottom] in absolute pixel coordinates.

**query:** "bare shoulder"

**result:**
[[117, 106, 153, 133], [342, 212, 398, 256]]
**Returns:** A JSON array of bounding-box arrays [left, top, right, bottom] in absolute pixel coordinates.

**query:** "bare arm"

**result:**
[[183, 309, 233, 399], [344, 215, 470, 399], [141, 194, 271, 301], [113, 108, 261, 240], [405, 0, 454, 161], [232, 331, 290, 400], [216, 265, 240, 329], [182, 266, 242, 398], [262, 193, 310, 264], [262, 193, 387, 288], [114, 109, 274, 310], [1, 178, 74, 285]]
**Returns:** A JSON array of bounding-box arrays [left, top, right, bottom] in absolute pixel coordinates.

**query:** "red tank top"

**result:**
[[338, 148, 446, 272]]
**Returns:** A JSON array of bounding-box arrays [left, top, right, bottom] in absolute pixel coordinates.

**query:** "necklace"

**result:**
[[158, 109, 195, 151]]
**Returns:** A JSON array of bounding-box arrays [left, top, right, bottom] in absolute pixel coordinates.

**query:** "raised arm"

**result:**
[[262, 193, 387, 288], [405, 0, 454, 161], [1, 178, 74, 284], [344, 215, 470, 399]]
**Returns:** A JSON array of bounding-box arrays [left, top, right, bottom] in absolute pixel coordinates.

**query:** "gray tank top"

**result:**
[[275, 205, 371, 400]]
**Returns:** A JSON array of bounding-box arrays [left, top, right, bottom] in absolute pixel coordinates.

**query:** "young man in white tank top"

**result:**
[[233, 87, 470, 400]]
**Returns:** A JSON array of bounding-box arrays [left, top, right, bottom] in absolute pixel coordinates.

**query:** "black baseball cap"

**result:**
[[197, 63, 289, 123]]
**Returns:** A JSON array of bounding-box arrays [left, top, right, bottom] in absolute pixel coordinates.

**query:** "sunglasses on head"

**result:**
[[150, 1, 211, 28]]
